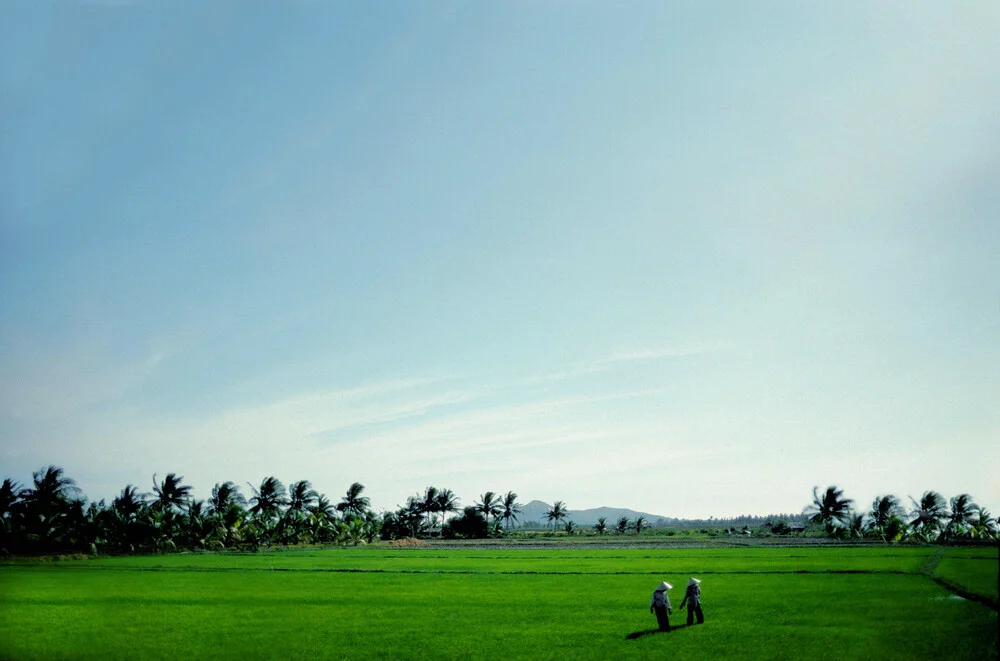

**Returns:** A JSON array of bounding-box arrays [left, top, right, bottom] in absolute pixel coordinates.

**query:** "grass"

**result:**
[[934, 546, 999, 607], [0, 545, 996, 660], [39, 544, 938, 573]]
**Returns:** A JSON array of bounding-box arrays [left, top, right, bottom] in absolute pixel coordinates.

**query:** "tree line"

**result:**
[[805, 485, 997, 542], [3, 467, 996, 557], [0, 466, 541, 555]]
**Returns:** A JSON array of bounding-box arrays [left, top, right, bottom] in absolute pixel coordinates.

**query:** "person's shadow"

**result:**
[[626, 624, 689, 639]]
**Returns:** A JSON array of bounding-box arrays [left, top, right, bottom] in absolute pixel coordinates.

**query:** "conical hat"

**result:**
[[687, 578, 701, 587], [656, 581, 672, 591]]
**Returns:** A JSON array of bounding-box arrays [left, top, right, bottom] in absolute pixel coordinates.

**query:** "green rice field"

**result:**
[[1, 545, 996, 660]]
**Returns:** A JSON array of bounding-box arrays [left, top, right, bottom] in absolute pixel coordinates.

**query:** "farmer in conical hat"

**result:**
[[679, 577, 704, 625], [649, 581, 673, 631]]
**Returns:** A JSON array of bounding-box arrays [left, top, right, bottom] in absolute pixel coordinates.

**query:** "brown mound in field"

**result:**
[[388, 538, 428, 548]]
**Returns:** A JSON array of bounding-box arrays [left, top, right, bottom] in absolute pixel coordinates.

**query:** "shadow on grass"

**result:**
[[626, 624, 689, 639]]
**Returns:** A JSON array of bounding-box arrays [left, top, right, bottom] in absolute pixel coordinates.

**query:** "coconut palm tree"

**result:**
[[280, 480, 319, 543], [248, 477, 288, 522], [499, 491, 521, 533], [287, 481, 319, 514], [148, 473, 194, 548], [804, 486, 854, 534], [943, 493, 977, 539], [204, 482, 246, 549], [105, 485, 154, 553], [422, 486, 440, 531], [20, 466, 84, 550], [113, 485, 148, 519], [0, 478, 24, 550], [634, 516, 647, 535], [615, 516, 630, 535], [970, 507, 997, 540], [846, 511, 865, 539], [209, 482, 246, 515], [909, 491, 947, 540], [436, 489, 460, 530], [545, 501, 568, 531], [0, 478, 22, 519], [363, 511, 383, 544], [310, 493, 337, 522], [594, 517, 608, 535], [307, 494, 340, 543], [403, 495, 426, 537], [476, 492, 502, 527], [182, 500, 217, 549], [867, 495, 904, 542], [151, 473, 192, 513], [22, 466, 82, 513], [338, 482, 370, 519]]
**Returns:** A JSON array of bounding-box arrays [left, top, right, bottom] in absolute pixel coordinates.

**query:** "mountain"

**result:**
[[516, 500, 676, 527]]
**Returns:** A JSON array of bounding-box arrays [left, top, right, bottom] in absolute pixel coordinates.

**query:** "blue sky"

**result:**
[[2, 2, 998, 519]]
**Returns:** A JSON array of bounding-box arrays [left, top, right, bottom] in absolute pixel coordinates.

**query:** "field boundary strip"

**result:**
[[1, 564, 922, 577], [926, 574, 999, 612], [918, 548, 999, 613]]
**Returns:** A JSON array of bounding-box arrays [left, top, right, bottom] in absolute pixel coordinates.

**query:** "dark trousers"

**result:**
[[686, 604, 704, 625], [653, 606, 671, 631]]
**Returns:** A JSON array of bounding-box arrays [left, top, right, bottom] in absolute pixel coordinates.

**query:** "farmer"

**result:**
[[679, 577, 704, 625], [649, 581, 673, 631]]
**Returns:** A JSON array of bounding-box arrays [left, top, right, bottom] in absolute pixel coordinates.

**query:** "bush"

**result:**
[[442, 507, 488, 539]]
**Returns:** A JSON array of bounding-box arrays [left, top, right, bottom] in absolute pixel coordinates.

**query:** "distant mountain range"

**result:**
[[516, 500, 676, 527]]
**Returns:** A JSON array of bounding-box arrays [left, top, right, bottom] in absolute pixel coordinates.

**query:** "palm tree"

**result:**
[[21, 466, 84, 549], [151, 473, 192, 513], [846, 511, 865, 539], [338, 482, 370, 519], [499, 491, 521, 533], [205, 482, 246, 549], [248, 477, 288, 522], [308, 494, 340, 543], [0, 478, 22, 519], [362, 510, 383, 544], [867, 495, 904, 542], [403, 496, 426, 537], [594, 517, 608, 535], [634, 516, 647, 535], [970, 507, 997, 540], [804, 486, 854, 534], [476, 492, 502, 526], [944, 493, 978, 539], [281, 480, 319, 543], [113, 485, 148, 519], [22, 466, 82, 513], [310, 494, 337, 522], [105, 485, 154, 553], [208, 482, 246, 514], [615, 516, 630, 535], [344, 517, 367, 546], [422, 486, 440, 531], [287, 481, 319, 514], [545, 501, 568, 531], [1, 478, 24, 550], [183, 499, 217, 548], [436, 489, 460, 530], [909, 491, 947, 540]]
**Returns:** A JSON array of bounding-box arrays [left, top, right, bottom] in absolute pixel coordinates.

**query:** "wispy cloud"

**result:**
[[527, 344, 723, 383], [602, 346, 721, 363]]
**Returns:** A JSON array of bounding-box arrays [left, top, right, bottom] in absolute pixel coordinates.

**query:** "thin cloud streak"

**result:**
[[527, 344, 722, 383]]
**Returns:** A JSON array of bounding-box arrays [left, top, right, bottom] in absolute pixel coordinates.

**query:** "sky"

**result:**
[[1, 2, 998, 520]]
